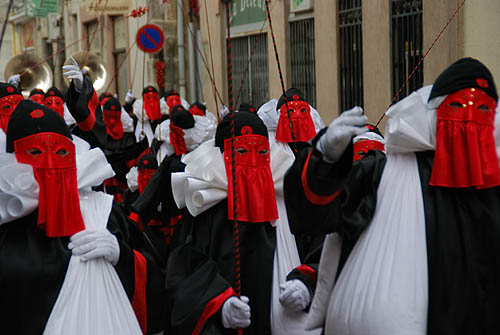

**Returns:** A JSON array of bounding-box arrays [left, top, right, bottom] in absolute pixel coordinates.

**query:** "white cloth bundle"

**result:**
[[323, 153, 428, 335], [43, 191, 142, 335], [126, 166, 139, 192], [121, 107, 135, 133], [270, 192, 322, 335]]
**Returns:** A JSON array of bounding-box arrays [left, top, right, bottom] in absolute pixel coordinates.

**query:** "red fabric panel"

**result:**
[[128, 212, 144, 232], [14, 133, 85, 237], [78, 90, 98, 131], [297, 264, 317, 282], [193, 287, 236, 335], [301, 151, 341, 205], [275, 101, 316, 143], [430, 88, 500, 189], [132, 250, 148, 334]]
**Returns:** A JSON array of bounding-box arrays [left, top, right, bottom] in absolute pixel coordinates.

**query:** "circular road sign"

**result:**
[[136, 24, 165, 54]]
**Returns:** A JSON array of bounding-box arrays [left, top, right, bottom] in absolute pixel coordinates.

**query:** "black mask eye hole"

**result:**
[[448, 101, 463, 108], [356, 151, 366, 156], [235, 147, 248, 154], [478, 104, 491, 111], [27, 148, 42, 156], [1, 104, 11, 109], [56, 149, 69, 156], [259, 148, 269, 155], [300, 108, 308, 113]]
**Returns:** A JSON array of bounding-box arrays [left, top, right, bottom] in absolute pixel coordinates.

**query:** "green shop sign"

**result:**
[[229, 0, 267, 32], [26, 0, 59, 17]]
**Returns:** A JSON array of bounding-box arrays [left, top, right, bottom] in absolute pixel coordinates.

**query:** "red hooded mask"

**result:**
[[166, 94, 181, 111], [8, 101, 85, 237], [137, 154, 158, 194], [30, 94, 44, 104], [224, 130, 278, 222], [276, 94, 316, 143], [142, 87, 161, 121], [430, 88, 500, 189], [103, 98, 124, 140], [0, 93, 24, 132]]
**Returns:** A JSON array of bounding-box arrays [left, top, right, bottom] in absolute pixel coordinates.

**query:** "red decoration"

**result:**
[[276, 100, 316, 143], [190, 0, 199, 16], [476, 78, 489, 88], [241, 126, 252, 135], [127, 6, 149, 18], [30, 109, 45, 119], [292, 94, 299, 100], [6, 87, 14, 93], [155, 61, 166, 89]]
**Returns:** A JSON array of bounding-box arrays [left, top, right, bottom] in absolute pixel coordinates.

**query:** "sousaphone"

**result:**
[[63, 51, 107, 95], [5, 53, 53, 97]]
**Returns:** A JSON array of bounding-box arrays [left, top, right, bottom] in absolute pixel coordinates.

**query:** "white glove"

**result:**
[[219, 104, 230, 119], [125, 90, 135, 104], [221, 296, 251, 329], [68, 229, 120, 265], [316, 106, 368, 163], [8, 74, 21, 88], [279, 279, 311, 313], [62, 56, 84, 92]]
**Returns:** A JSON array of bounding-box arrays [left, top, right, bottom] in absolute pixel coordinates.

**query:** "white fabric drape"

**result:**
[[43, 191, 142, 335], [323, 153, 428, 335]]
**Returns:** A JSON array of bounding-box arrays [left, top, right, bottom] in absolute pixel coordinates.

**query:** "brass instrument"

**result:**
[[63, 51, 107, 94], [5, 53, 53, 97]]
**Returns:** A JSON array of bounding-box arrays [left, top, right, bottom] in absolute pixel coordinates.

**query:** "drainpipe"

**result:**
[[187, 20, 196, 102], [196, 28, 203, 101], [177, 0, 186, 98]]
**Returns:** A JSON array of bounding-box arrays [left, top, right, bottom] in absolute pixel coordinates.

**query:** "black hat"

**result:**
[[0, 82, 22, 99], [6, 100, 71, 152], [142, 86, 158, 96], [276, 88, 307, 111], [215, 111, 268, 151], [170, 105, 195, 129], [102, 96, 122, 112], [44, 87, 64, 100], [29, 88, 45, 97], [138, 153, 158, 170], [429, 58, 498, 102], [99, 92, 113, 102], [163, 88, 179, 99], [238, 103, 257, 114], [189, 101, 206, 114]]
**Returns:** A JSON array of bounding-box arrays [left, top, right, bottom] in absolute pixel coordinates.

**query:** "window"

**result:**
[[231, 34, 269, 109], [290, 18, 316, 107], [86, 19, 102, 56], [391, 0, 423, 101], [338, 0, 363, 112], [112, 15, 128, 101]]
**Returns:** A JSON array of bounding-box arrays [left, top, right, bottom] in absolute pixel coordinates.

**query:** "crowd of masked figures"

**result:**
[[0, 56, 499, 335]]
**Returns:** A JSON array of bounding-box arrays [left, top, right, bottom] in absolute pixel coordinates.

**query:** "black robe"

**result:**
[[0, 203, 165, 334], [284, 139, 500, 334]]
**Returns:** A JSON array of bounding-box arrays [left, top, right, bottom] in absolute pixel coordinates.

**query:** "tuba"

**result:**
[[63, 51, 107, 94], [5, 53, 53, 97]]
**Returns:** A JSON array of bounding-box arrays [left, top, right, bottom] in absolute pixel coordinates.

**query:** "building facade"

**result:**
[[199, 0, 500, 129]]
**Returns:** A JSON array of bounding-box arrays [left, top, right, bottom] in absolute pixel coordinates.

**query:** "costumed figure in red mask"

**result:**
[[352, 123, 385, 161], [284, 58, 500, 335], [164, 111, 323, 334], [0, 82, 24, 133], [0, 100, 165, 334], [42, 86, 77, 127], [29, 88, 45, 104], [162, 88, 183, 112], [131, 105, 216, 266], [258, 88, 324, 155], [189, 101, 218, 122], [132, 86, 168, 145], [101, 96, 148, 203]]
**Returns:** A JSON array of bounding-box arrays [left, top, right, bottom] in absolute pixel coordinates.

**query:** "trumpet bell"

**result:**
[[5, 53, 53, 98], [64, 52, 107, 94]]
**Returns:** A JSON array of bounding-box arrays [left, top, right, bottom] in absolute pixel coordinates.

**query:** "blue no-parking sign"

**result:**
[[136, 24, 165, 53]]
